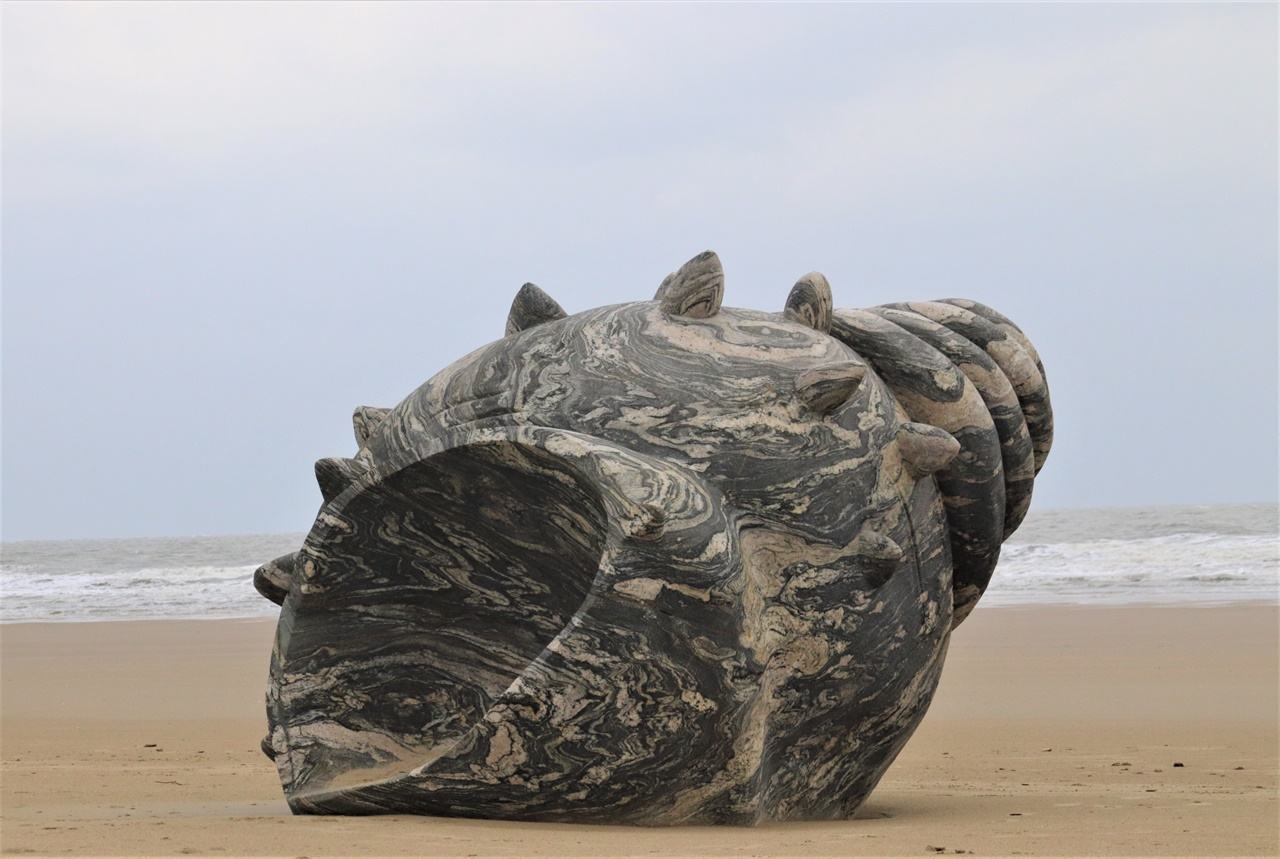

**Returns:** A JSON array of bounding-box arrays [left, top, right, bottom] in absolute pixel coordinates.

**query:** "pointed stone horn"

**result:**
[[315, 457, 366, 504], [784, 272, 833, 334], [896, 422, 961, 478], [855, 532, 904, 589], [352, 406, 391, 447], [655, 251, 724, 319], [254, 551, 298, 605], [795, 362, 866, 415], [506, 283, 567, 336]]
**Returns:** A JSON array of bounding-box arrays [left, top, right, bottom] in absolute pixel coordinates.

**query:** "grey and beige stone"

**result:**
[[255, 251, 1053, 824]]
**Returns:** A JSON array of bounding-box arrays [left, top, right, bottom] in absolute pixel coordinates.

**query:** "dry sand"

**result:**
[[2, 605, 1276, 857]]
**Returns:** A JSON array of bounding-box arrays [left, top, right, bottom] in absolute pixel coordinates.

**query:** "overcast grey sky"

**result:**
[[3, 2, 1276, 541]]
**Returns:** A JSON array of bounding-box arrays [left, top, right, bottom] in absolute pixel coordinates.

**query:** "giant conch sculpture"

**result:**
[[255, 251, 1052, 824]]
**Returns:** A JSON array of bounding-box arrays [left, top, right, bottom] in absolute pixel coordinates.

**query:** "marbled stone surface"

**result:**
[[255, 251, 1054, 824]]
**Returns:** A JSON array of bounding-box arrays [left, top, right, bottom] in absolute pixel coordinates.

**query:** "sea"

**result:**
[[0, 504, 1275, 623]]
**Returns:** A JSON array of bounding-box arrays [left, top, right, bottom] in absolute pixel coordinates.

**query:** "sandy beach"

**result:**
[[2, 605, 1276, 857]]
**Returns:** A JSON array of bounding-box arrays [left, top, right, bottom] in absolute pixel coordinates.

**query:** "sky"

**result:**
[[3, 2, 1276, 541]]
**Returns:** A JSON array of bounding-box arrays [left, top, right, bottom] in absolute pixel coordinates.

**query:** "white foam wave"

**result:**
[[0, 564, 279, 622], [1, 524, 1276, 622], [986, 533, 1279, 605]]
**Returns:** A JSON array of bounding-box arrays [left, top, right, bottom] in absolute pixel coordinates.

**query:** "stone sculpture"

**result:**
[[254, 251, 1053, 824]]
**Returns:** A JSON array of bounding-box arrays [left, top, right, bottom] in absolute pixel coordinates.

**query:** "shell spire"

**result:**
[[352, 406, 391, 447], [896, 422, 961, 478], [855, 532, 904, 589], [784, 272, 833, 334], [506, 283, 567, 336], [795, 362, 866, 415], [254, 551, 298, 605], [315, 457, 366, 504], [655, 251, 724, 319]]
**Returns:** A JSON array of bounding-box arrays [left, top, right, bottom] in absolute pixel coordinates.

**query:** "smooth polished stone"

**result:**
[[255, 252, 1054, 824]]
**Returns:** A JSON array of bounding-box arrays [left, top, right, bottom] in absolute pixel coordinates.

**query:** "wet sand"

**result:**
[[2, 605, 1276, 856]]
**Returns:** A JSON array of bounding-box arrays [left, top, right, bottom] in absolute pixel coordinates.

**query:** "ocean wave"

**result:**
[[1, 513, 1276, 621], [0, 564, 276, 622], [987, 533, 1278, 605]]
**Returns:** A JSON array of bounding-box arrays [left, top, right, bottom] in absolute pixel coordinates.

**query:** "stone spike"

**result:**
[[315, 457, 365, 504], [783, 272, 833, 334], [794, 362, 866, 415], [856, 532, 904, 589], [253, 551, 298, 606], [655, 250, 724, 319], [896, 422, 961, 478], [505, 283, 567, 337], [352, 406, 391, 447]]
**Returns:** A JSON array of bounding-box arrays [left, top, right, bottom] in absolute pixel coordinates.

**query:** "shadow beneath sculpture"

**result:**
[[255, 251, 1053, 824]]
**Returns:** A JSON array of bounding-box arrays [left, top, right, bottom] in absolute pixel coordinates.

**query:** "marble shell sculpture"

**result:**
[[255, 251, 1053, 825]]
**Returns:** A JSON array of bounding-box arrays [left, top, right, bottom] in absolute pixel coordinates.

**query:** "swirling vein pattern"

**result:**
[[255, 252, 1053, 824]]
